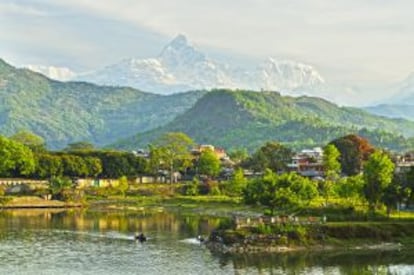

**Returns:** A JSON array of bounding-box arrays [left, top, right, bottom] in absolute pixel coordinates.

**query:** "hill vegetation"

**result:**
[[113, 89, 414, 151], [0, 58, 205, 148]]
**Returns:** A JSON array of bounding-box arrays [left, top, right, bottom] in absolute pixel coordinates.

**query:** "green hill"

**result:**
[[113, 89, 414, 151], [0, 58, 205, 148]]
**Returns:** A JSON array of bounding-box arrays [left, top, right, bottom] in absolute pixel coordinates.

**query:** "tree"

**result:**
[[243, 170, 318, 214], [10, 130, 46, 152], [117, 176, 129, 197], [227, 168, 248, 196], [363, 150, 395, 212], [197, 149, 221, 178], [147, 145, 163, 180], [83, 157, 103, 178], [61, 155, 88, 178], [333, 175, 365, 206], [330, 134, 374, 176], [228, 148, 249, 164], [0, 135, 36, 177], [35, 153, 63, 178], [65, 141, 95, 152], [382, 174, 411, 216], [320, 144, 341, 204], [323, 144, 341, 179], [244, 141, 293, 172], [49, 176, 73, 200], [155, 132, 194, 183]]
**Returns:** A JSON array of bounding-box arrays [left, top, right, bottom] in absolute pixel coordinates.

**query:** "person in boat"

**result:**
[[197, 235, 205, 243], [135, 232, 147, 242]]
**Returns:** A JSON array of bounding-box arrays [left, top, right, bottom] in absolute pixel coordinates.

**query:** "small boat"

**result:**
[[135, 233, 147, 242], [197, 235, 205, 243]]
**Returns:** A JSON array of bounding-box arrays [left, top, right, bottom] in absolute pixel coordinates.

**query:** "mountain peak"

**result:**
[[159, 34, 206, 67], [169, 34, 189, 47]]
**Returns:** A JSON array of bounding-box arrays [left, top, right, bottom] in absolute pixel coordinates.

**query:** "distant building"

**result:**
[[394, 152, 414, 174], [132, 149, 149, 158], [192, 144, 230, 162], [287, 147, 324, 178]]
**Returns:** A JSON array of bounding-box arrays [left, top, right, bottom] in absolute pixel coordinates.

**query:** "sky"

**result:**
[[1, 0, 413, 90]]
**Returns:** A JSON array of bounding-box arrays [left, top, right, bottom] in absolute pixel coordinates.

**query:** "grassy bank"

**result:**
[[0, 196, 82, 208]]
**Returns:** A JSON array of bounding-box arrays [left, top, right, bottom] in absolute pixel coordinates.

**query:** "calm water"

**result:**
[[0, 209, 413, 275]]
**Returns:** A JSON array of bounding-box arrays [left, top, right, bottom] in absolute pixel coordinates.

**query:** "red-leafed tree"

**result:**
[[329, 134, 375, 176]]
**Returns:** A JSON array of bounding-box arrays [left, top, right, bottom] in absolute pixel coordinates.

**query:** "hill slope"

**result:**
[[364, 104, 414, 121], [0, 58, 205, 148], [113, 90, 414, 151]]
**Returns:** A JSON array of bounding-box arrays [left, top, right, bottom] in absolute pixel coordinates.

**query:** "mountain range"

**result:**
[[23, 35, 318, 95], [362, 73, 414, 121], [24, 35, 414, 110], [74, 35, 325, 96]]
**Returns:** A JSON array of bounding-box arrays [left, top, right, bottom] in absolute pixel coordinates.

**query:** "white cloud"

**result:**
[[0, 2, 48, 16]]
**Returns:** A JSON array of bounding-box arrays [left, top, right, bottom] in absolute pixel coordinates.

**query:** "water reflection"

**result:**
[[213, 249, 414, 275], [0, 209, 413, 275], [0, 209, 222, 237]]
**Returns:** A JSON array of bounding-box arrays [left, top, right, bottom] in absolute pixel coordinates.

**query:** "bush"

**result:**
[[184, 178, 199, 196], [199, 180, 220, 195], [277, 235, 288, 246]]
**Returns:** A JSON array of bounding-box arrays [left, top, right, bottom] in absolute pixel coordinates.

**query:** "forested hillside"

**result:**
[[0, 59, 205, 148], [113, 89, 414, 151]]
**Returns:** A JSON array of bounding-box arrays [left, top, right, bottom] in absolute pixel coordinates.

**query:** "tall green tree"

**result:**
[[197, 149, 221, 178], [244, 141, 293, 172], [363, 150, 395, 212], [10, 130, 46, 152], [323, 144, 341, 179], [155, 132, 194, 183], [117, 176, 129, 197], [227, 168, 248, 196], [320, 144, 341, 204], [0, 135, 36, 177]]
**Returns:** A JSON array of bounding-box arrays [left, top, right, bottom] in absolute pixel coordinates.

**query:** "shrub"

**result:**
[[184, 178, 199, 196]]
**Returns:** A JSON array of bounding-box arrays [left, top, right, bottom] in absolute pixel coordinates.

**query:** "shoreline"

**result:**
[[205, 240, 404, 254], [1, 196, 83, 209]]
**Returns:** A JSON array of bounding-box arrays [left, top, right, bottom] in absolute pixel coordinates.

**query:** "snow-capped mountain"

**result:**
[[76, 34, 325, 94], [24, 64, 76, 81]]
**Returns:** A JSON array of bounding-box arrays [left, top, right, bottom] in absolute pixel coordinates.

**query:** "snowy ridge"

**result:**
[[76, 34, 325, 94], [24, 64, 76, 81]]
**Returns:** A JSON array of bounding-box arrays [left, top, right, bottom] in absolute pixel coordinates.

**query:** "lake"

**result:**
[[0, 209, 413, 275]]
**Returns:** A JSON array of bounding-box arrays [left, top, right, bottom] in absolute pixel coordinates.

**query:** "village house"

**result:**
[[191, 144, 228, 159], [287, 147, 324, 178], [394, 152, 414, 174]]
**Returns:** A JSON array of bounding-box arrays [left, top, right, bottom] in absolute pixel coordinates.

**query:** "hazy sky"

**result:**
[[1, 0, 413, 86]]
